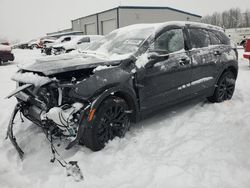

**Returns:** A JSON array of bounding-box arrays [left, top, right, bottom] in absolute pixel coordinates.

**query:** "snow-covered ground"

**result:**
[[0, 49, 250, 188]]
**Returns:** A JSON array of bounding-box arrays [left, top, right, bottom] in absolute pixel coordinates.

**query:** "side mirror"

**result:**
[[145, 52, 169, 69]]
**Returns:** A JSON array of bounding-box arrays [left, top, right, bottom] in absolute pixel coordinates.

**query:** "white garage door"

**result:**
[[101, 19, 116, 35], [85, 23, 96, 35]]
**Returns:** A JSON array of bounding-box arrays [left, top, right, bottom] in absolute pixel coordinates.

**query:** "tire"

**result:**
[[207, 71, 236, 103], [83, 96, 130, 151]]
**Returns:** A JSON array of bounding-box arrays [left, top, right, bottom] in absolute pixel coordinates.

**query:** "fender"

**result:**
[[71, 66, 131, 99], [209, 59, 238, 96], [215, 59, 238, 83], [89, 85, 140, 123], [68, 65, 140, 123]]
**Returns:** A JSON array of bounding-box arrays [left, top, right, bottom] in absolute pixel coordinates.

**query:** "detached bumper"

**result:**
[[6, 104, 24, 159]]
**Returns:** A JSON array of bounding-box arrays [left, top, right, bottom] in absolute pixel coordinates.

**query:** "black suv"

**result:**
[[7, 22, 238, 157]]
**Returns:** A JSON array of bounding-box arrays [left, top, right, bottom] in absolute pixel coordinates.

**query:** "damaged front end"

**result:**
[[6, 70, 92, 159]]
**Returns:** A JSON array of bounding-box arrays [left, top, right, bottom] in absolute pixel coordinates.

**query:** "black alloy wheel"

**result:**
[[208, 71, 236, 103], [83, 96, 130, 151]]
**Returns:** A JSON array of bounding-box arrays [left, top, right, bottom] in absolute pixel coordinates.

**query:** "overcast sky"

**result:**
[[0, 0, 249, 41]]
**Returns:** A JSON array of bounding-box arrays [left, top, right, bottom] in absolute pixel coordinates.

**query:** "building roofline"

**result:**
[[118, 6, 202, 18], [71, 5, 202, 22], [71, 7, 118, 22]]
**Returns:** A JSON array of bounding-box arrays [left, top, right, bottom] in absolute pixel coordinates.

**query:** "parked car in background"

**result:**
[[39, 37, 56, 48], [27, 37, 57, 50], [12, 41, 29, 49], [0, 44, 14, 64], [28, 39, 43, 49], [47, 31, 84, 38], [7, 22, 238, 157], [1, 42, 10, 45], [243, 38, 250, 66], [51, 35, 104, 55], [41, 35, 77, 55]]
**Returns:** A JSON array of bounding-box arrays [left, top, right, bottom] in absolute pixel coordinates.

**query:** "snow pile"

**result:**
[[0, 49, 250, 188], [11, 72, 52, 86]]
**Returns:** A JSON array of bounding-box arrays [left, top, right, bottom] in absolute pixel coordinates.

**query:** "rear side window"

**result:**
[[212, 30, 230, 45], [208, 31, 222, 45], [154, 29, 184, 54], [188, 29, 210, 49]]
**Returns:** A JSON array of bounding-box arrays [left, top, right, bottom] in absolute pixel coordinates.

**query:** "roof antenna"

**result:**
[[119, 0, 122, 6]]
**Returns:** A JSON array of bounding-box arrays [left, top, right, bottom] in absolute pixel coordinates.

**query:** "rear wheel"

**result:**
[[83, 96, 130, 151], [207, 71, 236, 103]]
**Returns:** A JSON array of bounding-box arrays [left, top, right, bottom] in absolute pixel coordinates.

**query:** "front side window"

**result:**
[[154, 29, 184, 54], [189, 29, 210, 48]]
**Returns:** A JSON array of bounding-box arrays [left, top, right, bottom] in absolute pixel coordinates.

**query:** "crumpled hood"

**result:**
[[20, 52, 121, 76]]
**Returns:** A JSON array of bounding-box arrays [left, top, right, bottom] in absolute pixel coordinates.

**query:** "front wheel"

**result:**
[[208, 71, 236, 103], [82, 96, 131, 151]]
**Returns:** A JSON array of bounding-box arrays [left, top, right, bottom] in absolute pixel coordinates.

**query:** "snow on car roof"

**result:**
[[114, 21, 223, 32]]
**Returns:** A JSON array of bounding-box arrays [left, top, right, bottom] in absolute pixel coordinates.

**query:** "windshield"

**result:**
[[86, 25, 156, 59]]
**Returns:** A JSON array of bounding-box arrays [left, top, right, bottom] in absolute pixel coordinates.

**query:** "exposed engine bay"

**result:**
[[6, 70, 94, 159]]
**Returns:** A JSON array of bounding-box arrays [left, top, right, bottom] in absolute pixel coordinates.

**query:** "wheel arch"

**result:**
[[210, 65, 238, 97], [218, 65, 238, 81], [90, 86, 140, 123]]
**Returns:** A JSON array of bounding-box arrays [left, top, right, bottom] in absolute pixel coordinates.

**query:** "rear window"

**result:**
[[188, 28, 210, 49]]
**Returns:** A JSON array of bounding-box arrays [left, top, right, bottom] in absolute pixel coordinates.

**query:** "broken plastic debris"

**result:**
[[66, 161, 84, 182]]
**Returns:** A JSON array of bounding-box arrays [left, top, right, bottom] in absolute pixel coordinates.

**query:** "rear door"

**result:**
[[137, 28, 193, 111], [187, 28, 217, 94]]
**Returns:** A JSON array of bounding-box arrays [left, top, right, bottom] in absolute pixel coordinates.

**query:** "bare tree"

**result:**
[[201, 7, 245, 29], [243, 10, 250, 27]]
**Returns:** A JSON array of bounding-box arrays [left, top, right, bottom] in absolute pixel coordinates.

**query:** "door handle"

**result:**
[[214, 50, 222, 56], [179, 58, 190, 65]]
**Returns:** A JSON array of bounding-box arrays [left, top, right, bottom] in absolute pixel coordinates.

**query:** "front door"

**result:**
[[136, 28, 193, 112]]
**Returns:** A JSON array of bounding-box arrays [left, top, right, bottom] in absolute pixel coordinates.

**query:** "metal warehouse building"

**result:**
[[71, 6, 202, 35]]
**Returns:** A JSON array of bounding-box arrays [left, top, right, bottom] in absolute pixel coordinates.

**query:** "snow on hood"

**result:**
[[11, 72, 52, 86], [19, 51, 121, 76]]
